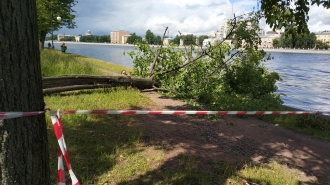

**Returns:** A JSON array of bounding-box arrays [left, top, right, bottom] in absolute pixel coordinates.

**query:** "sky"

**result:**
[[55, 0, 330, 37]]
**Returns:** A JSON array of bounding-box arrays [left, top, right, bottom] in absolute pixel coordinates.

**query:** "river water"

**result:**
[[53, 42, 330, 112]]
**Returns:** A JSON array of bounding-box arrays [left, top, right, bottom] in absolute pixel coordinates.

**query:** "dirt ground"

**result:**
[[133, 92, 330, 184]]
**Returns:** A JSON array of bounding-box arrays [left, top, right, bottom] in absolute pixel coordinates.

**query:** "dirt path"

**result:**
[[133, 92, 330, 184]]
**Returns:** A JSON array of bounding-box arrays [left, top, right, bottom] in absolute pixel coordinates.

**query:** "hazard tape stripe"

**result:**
[[0, 111, 44, 120], [50, 111, 80, 185], [59, 110, 328, 115], [1, 110, 328, 120]]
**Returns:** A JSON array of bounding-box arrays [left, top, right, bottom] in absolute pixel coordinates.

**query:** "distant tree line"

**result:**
[[171, 34, 209, 46], [126, 30, 164, 45], [60, 36, 75, 42], [126, 29, 210, 46], [79, 35, 110, 43], [45, 35, 58, 41], [45, 30, 329, 50], [45, 34, 111, 43], [45, 30, 211, 46], [126, 33, 142, 44], [144, 30, 162, 45], [272, 32, 329, 49]]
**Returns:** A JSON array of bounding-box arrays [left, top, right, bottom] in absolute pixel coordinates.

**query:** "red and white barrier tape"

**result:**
[[57, 149, 65, 185], [1, 110, 329, 120], [0, 111, 45, 120], [50, 110, 80, 185], [242, 179, 259, 185], [59, 110, 330, 115]]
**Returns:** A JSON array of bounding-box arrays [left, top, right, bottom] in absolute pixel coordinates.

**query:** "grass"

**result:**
[[256, 105, 330, 141], [41, 49, 133, 76], [226, 160, 302, 185], [42, 49, 323, 184], [44, 88, 155, 184]]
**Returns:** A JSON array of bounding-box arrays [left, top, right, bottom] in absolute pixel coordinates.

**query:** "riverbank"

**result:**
[[50, 41, 330, 55], [262, 48, 330, 55]]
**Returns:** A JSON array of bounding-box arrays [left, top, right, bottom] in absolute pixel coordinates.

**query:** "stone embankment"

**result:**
[[262, 48, 330, 55]]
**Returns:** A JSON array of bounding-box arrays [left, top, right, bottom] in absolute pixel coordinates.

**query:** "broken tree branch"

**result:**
[[149, 26, 169, 78]]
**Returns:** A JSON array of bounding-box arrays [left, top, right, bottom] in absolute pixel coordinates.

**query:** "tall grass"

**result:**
[[40, 49, 102, 76], [40, 49, 132, 76]]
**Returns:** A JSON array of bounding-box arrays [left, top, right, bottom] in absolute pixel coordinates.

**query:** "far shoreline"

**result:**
[[261, 48, 330, 55], [50, 41, 330, 55]]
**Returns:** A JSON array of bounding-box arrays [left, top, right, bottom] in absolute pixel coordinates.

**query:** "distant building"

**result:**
[[57, 34, 74, 41], [214, 31, 221, 38], [85, 30, 92, 36], [259, 31, 281, 48], [202, 38, 222, 47], [57, 34, 64, 41], [220, 21, 229, 39], [208, 31, 221, 38], [315, 31, 330, 44], [121, 35, 131, 44], [163, 38, 173, 45], [179, 39, 184, 46], [110, 30, 130, 44], [257, 29, 265, 36], [75, 36, 81, 42], [266, 31, 279, 36]]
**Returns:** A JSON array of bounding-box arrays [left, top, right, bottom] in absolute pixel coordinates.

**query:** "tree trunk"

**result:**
[[39, 30, 47, 50], [42, 75, 156, 94], [0, 0, 50, 184]]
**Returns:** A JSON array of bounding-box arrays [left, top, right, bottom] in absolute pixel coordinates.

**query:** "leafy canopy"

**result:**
[[261, 0, 330, 34], [36, 0, 77, 39]]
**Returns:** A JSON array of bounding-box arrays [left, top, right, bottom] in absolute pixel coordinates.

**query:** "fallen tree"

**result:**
[[42, 75, 156, 95], [123, 13, 282, 111]]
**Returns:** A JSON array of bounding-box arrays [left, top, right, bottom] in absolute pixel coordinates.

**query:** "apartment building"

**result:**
[[220, 21, 229, 39], [110, 30, 130, 44], [315, 31, 330, 43]]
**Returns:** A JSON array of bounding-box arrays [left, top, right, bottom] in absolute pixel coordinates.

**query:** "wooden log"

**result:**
[[43, 84, 114, 95], [42, 75, 156, 94]]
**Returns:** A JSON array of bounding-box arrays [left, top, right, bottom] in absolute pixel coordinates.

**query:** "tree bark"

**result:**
[[0, 0, 50, 184], [39, 30, 47, 50], [42, 75, 156, 94]]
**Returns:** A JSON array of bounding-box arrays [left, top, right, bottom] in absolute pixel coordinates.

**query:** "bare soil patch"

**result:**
[[133, 92, 330, 184]]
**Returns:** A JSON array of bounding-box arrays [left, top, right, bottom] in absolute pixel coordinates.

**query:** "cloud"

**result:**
[[308, 5, 330, 32], [56, 0, 330, 37], [163, 0, 215, 7]]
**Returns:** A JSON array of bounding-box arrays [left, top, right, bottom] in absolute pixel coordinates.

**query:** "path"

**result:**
[[133, 92, 330, 184]]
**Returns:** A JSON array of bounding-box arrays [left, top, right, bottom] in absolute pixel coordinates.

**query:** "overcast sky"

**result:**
[[55, 0, 330, 37]]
